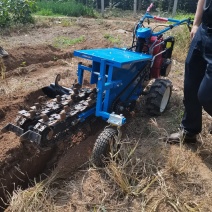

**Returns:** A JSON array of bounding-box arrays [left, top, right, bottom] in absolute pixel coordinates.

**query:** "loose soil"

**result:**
[[0, 17, 211, 211]]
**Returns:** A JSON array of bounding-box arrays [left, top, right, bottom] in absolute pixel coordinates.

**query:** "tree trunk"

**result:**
[[101, 0, 104, 16], [172, 0, 178, 17], [138, 0, 142, 12], [134, 0, 137, 15]]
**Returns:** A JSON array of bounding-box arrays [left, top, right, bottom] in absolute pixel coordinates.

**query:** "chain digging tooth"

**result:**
[[41, 114, 49, 122], [73, 88, 79, 94], [47, 128, 54, 140], [71, 94, 77, 102], [56, 95, 61, 102], [60, 110, 66, 121], [89, 93, 95, 100], [64, 105, 70, 113], [73, 83, 82, 89], [35, 103, 41, 111], [68, 99, 74, 106], [29, 110, 36, 119], [92, 88, 97, 94], [87, 98, 93, 106], [38, 96, 45, 104]]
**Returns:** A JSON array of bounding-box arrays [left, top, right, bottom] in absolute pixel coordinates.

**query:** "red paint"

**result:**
[[154, 16, 168, 22], [149, 36, 164, 78]]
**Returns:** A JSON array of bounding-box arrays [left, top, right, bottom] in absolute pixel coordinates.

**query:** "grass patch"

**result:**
[[174, 12, 195, 20], [104, 34, 121, 45], [36, 0, 96, 17], [53, 36, 85, 48], [164, 24, 191, 62], [35, 9, 55, 16], [61, 19, 73, 27]]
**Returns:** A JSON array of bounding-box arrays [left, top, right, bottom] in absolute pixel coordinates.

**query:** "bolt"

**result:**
[[60, 110, 66, 121]]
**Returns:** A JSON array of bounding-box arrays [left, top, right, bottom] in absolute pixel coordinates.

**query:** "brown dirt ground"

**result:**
[[0, 17, 211, 211]]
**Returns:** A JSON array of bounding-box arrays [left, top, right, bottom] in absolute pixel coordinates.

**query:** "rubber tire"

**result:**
[[91, 128, 118, 167], [146, 79, 172, 116]]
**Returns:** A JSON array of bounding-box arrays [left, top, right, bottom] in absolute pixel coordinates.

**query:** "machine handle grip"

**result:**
[[154, 16, 168, 22], [146, 3, 154, 12]]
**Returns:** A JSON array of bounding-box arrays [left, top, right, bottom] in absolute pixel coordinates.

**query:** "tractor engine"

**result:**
[[149, 36, 175, 79]]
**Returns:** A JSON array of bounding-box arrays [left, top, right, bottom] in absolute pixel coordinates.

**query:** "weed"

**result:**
[[53, 36, 85, 48], [61, 19, 73, 27], [168, 25, 190, 62], [104, 34, 121, 45], [174, 12, 195, 20], [35, 9, 54, 16], [9, 173, 58, 212], [36, 0, 96, 18], [96, 18, 106, 25], [53, 56, 58, 61], [20, 61, 27, 67]]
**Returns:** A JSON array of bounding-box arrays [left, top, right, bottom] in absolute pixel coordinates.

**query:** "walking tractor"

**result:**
[[1, 4, 192, 166]]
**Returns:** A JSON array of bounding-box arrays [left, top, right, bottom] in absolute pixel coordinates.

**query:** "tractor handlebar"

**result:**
[[139, 3, 193, 36]]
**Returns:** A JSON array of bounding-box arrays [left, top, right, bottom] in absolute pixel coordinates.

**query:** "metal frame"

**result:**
[[74, 48, 152, 126]]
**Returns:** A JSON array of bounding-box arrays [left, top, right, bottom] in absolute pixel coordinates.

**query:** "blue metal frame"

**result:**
[[74, 48, 152, 125]]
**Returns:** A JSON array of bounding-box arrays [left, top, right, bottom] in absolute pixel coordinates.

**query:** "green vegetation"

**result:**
[[53, 36, 85, 48], [35, 0, 95, 17], [104, 34, 121, 45], [0, 0, 36, 27], [61, 19, 74, 27], [174, 12, 195, 20], [35, 9, 55, 16], [171, 25, 190, 62]]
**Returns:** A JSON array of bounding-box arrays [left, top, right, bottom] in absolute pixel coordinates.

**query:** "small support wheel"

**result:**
[[146, 79, 172, 115], [91, 127, 118, 167]]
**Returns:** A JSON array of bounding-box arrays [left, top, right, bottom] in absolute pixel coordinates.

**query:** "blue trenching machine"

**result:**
[[1, 4, 192, 166]]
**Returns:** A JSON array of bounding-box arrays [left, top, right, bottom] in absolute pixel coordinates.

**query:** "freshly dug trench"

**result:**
[[0, 87, 106, 211], [0, 89, 55, 210], [0, 138, 54, 211]]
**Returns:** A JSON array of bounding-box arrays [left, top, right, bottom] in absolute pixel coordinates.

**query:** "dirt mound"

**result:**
[[3, 45, 72, 71]]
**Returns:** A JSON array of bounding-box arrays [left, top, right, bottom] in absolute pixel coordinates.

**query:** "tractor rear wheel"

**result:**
[[146, 79, 172, 115], [91, 127, 118, 167]]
